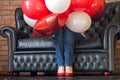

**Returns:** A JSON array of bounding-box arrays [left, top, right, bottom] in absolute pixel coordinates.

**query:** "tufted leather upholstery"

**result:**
[[0, 2, 120, 73]]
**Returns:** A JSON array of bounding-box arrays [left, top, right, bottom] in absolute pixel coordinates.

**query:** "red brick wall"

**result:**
[[0, 0, 22, 75], [0, 0, 120, 75]]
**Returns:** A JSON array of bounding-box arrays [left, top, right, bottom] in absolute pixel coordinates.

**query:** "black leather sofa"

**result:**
[[0, 2, 120, 75]]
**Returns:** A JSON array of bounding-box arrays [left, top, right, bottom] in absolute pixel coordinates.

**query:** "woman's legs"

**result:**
[[54, 29, 64, 67], [54, 27, 75, 76], [64, 28, 75, 67], [64, 28, 75, 75]]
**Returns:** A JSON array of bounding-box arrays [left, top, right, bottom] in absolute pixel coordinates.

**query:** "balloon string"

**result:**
[[81, 33, 87, 39]]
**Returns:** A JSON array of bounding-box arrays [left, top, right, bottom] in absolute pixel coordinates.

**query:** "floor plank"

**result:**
[[0, 75, 120, 80]]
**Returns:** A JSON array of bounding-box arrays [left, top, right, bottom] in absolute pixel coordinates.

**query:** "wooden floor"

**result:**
[[0, 75, 120, 80]]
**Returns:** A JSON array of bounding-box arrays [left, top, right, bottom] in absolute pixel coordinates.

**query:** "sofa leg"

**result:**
[[104, 72, 110, 75]]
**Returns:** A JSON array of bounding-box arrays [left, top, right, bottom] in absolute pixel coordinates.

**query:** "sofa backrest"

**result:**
[[85, 2, 120, 43], [15, 8, 33, 38]]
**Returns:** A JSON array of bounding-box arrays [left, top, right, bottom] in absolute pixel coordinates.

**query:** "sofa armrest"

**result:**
[[0, 26, 30, 51], [0, 26, 18, 72], [0, 26, 18, 52], [0, 26, 31, 72], [103, 22, 120, 48], [103, 21, 120, 71]]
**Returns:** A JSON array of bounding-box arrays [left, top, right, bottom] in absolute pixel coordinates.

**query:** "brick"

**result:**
[[0, 20, 4, 25], [116, 40, 120, 44], [0, 1, 10, 6], [114, 60, 119, 65], [0, 36, 6, 41], [0, 62, 8, 67], [0, 41, 7, 46], [10, 1, 22, 6], [0, 46, 8, 51], [2, 6, 18, 11], [4, 21, 13, 25], [0, 11, 11, 16], [0, 51, 8, 56], [116, 45, 120, 49], [1, 66, 8, 71], [115, 50, 120, 54], [0, 56, 8, 61], [0, 67, 2, 71], [12, 21, 16, 25], [0, 6, 2, 10], [115, 65, 120, 69], [115, 54, 120, 59], [2, 16, 14, 20]]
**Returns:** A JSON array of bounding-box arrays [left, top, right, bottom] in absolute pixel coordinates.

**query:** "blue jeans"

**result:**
[[54, 28, 75, 67]]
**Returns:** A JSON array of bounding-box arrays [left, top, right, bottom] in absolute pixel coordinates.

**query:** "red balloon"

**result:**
[[34, 13, 62, 36], [22, 0, 49, 20], [58, 7, 71, 26], [71, 0, 94, 11], [32, 30, 47, 38], [91, 0, 105, 21], [58, 17, 67, 27], [85, 0, 105, 21]]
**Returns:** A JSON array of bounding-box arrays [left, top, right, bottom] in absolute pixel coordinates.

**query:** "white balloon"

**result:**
[[45, 0, 71, 14], [66, 11, 92, 33], [23, 14, 37, 27]]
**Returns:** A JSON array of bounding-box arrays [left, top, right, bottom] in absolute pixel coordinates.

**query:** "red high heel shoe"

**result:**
[[57, 72, 65, 76], [57, 66, 65, 76], [65, 72, 73, 76], [65, 66, 73, 76]]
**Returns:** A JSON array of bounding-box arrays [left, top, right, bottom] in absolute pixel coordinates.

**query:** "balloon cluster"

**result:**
[[22, 0, 105, 36]]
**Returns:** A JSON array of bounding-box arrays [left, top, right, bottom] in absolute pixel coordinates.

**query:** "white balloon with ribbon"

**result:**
[[66, 11, 92, 35]]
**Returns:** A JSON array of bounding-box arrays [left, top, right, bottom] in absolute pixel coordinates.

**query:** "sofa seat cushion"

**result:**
[[17, 37, 55, 50], [75, 27, 103, 49], [17, 34, 102, 50], [75, 36, 102, 49]]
